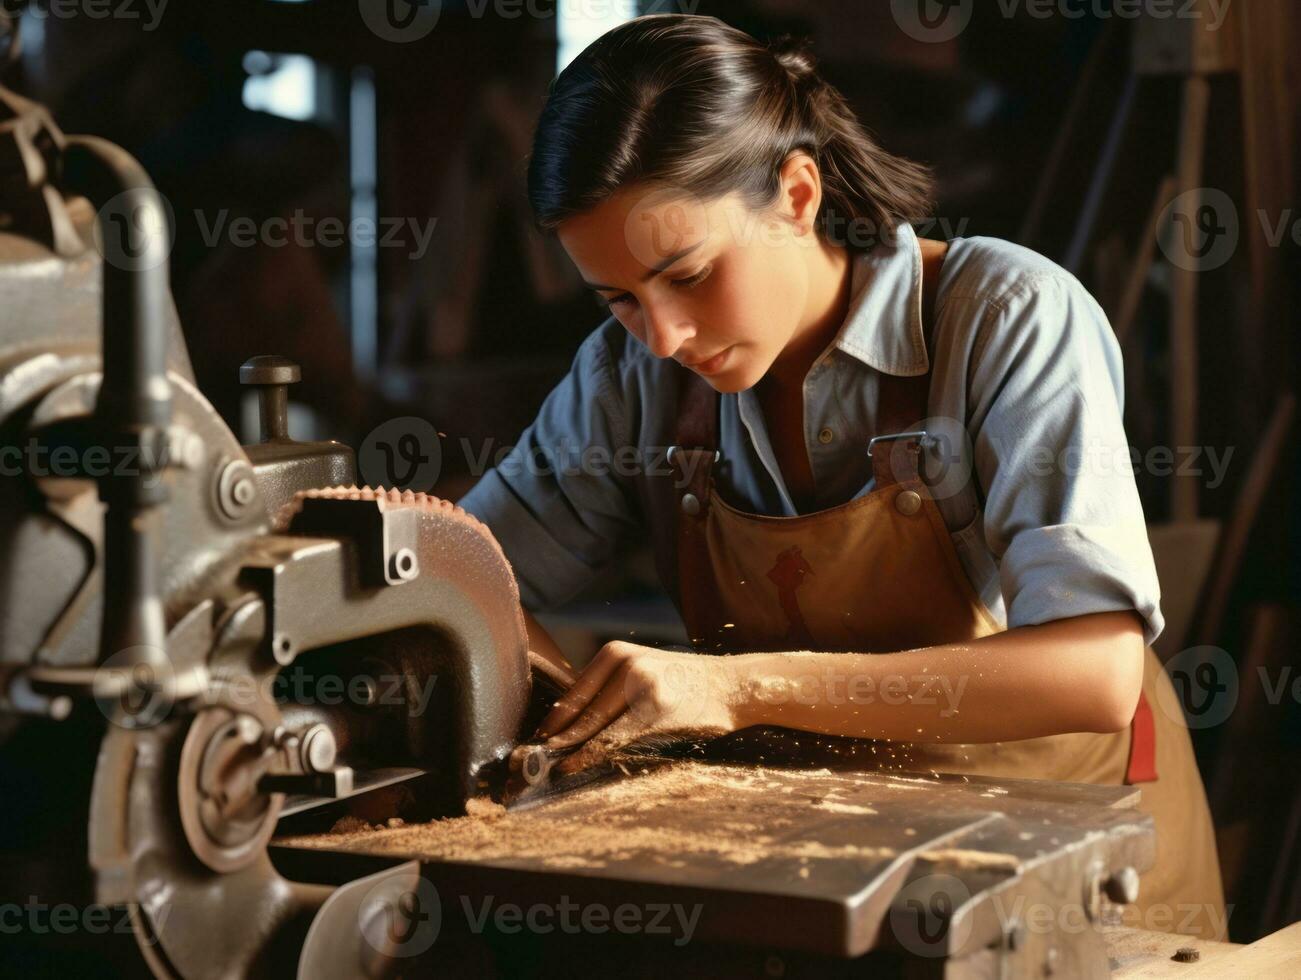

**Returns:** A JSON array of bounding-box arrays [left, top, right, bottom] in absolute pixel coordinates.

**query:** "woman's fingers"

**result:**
[[533, 643, 629, 738], [552, 713, 645, 777], [542, 660, 635, 750]]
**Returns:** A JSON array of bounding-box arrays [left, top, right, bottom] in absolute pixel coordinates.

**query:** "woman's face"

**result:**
[[556, 183, 815, 394]]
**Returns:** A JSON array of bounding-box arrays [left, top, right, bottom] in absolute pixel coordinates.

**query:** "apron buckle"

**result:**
[[667, 445, 721, 466], [866, 430, 933, 457]]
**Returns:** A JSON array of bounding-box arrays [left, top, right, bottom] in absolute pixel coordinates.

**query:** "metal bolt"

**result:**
[[895, 489, 922, 516], [681, 492, 701, 516], [234, 714, 264, 746], [1105, 866, 1140, 905], [272, 633, 295, 666], [510, 744, 552, 787], [1043, 946, 1059, 976], [300, 725, 338, 773], [1172, 947, 1200, 963], [1006, 920, 1026, 952], [388, 547, 419, 583], [216, 459, 258, 521]]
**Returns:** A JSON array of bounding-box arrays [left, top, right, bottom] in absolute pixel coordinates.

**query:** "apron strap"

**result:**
[[666, 368, 724, 646], [661, 235, 951, 642], [872, 239, 947, 489]]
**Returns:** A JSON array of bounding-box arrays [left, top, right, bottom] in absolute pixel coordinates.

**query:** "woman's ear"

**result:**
[[777, 151, 823, 235]]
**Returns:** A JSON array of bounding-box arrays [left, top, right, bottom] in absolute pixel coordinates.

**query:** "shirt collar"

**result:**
[[829, 220, 930, 377]]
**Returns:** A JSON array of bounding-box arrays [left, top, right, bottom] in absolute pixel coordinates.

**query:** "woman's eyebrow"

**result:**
[[581, 240, 706, 291]]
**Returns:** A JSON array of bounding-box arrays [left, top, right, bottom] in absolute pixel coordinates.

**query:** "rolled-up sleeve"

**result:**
[[458, 326, 640, 610], [968, 274, 1165, 646]]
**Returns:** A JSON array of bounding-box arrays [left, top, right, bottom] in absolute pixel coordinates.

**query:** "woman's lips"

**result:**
[[687, 347, 732, 375]]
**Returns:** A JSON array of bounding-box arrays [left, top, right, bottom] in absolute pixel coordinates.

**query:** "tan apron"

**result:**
[[654, 247, 1226, 940]]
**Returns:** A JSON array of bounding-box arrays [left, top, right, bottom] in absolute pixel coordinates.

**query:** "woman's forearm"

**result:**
[[725, 611, 1146, 744], [522, 608, 579, 689]]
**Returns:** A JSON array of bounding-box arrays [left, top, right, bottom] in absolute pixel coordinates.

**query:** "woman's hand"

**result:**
[[532, 641, 742, 775]]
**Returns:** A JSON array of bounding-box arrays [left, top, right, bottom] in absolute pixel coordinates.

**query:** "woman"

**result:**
[[458, 14, 1225, 938]]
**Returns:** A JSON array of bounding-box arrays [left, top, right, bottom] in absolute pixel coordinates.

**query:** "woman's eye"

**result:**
[[595, 292, 636, 310], [670, 266, 711, 289], [593, 268, 707, 310]]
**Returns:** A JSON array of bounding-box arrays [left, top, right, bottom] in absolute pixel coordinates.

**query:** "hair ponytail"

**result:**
[[528, 15, 934, 250], [771, 35, 935, 248]]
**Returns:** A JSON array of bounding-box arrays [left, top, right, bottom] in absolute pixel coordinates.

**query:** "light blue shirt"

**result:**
[[459, 222, 1165, 646]]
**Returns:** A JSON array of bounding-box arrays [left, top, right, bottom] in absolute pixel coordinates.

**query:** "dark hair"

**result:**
[[527, 14, 934, 250]]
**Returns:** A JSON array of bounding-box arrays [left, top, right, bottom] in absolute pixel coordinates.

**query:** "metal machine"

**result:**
[[0, 59, 1164, 979]]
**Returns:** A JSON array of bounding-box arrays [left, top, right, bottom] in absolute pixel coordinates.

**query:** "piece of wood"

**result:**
[[1174, 920, 1301, 978], [1065, 75, 1139, 275], [1262, 787, 1301, 931], [1145, 520, 1221, 661], [1132, 0, 1241, 76], [1169, 74, 1211, 522], [1112, 174, 1178, 344], [1207, 603, 1286, 819], [1237, 0, 1299, 391], [1104, 925, 1240, 978], [1194, 394, 1297, 645], [1019, 20, 1119, 249]]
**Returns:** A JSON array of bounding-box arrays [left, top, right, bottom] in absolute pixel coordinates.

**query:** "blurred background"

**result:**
[[1, 0, 1297, 944]]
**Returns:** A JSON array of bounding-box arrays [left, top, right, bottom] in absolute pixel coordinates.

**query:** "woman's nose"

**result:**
[[642, 304, 695, 360]]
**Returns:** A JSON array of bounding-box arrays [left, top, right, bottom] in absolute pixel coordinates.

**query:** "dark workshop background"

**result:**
[[3, 0, 1297, 944]]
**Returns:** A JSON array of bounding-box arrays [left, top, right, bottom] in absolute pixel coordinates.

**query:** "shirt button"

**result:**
[[817, 427, 835, 445]]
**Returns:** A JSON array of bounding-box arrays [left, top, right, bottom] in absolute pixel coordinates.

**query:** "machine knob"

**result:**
[[240, 354, 301, 442]]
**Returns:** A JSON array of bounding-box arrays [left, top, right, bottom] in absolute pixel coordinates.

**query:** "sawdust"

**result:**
[[280, 762, 899, 871], [464, 796, 507, 820], [328, 815, 377, 834], [814, 800, 879, 816], [917, 847, 1022, 872], [279, 763, 1034, 880]]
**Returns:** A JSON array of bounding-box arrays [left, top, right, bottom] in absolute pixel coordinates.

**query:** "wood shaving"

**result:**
[[281, 762, 897, 871]]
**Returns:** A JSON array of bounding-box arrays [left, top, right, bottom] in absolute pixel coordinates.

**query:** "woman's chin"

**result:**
[[713, 359, 768, 394], [703, 367, 751, 394]]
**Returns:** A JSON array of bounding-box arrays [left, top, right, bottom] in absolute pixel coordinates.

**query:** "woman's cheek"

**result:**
[[709, 267, 768, 347]]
